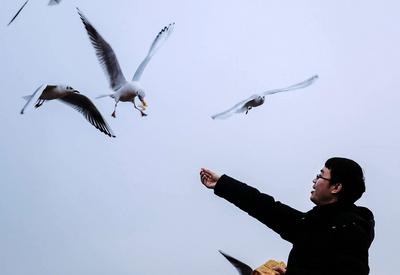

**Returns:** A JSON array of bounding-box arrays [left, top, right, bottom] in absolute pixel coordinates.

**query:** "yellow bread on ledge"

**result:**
[[252, 259, 287, 275]]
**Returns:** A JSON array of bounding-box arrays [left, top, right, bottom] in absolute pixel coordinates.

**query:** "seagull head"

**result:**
[[63, 85, 80, 93]]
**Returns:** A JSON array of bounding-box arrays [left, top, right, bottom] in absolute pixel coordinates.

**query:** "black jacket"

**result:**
[[214, 174, 375, 275]]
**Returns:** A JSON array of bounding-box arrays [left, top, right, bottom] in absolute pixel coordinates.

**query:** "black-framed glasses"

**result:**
[[315, 174, 331, 181]]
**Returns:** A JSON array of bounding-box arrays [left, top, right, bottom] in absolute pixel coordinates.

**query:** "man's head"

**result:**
[[310, 157, 365, 205]]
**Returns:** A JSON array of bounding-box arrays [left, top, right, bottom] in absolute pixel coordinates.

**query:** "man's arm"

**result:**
[[200, 169, 304, 242]]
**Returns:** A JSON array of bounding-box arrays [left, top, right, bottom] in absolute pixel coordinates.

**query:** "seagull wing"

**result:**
[[7, 0, 29, 26], [132, 23, 175, 81], [211, 95, 257, 120], [262, 74, 319, 96], [219, 250, 253, 275], [77, 8, 126, 91], [59, 92, 116, 138], [48, 0, 62, 5], [20, 84, 46, 114]]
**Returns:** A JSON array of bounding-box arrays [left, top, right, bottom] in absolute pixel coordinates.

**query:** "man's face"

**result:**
[[310, 166, 338, 205]]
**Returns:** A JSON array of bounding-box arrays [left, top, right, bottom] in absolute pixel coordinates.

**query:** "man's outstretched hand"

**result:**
[[200, 168, 220, 189]]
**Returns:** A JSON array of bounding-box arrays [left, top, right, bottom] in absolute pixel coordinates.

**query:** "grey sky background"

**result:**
[[1, 0, 399, 274]]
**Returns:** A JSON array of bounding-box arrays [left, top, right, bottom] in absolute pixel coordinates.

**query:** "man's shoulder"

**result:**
[[332, 205, 375, 242], [336, 205, 374, 223], [337, 205, 374, 221]]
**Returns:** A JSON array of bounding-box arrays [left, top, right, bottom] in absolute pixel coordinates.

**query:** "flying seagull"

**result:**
[[7, 0, 62, 26], [20, 84, 116, 138], [77, 8, 174, 118], [211, 75, 319, 119]]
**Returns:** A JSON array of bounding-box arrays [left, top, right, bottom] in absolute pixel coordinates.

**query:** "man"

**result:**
[[200, 157, 375, 275]]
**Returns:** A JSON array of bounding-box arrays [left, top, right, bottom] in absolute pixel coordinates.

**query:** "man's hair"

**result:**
[[325, 157, 366, 204]]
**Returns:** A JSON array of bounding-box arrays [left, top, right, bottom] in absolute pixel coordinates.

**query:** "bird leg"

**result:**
[[245, 106, 252, 115], [133, 99, 148, 117], [112, 101, 118, 118]]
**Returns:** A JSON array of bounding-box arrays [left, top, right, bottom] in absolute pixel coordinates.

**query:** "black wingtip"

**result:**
[[219, 250, 228, 257], [7, 0, 29, 26], [76, 7, 84, 18]]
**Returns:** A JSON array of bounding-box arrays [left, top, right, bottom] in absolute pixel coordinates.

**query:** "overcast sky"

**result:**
[[1, 0, 399, 274]]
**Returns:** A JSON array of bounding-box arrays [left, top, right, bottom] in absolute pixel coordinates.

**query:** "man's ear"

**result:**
[[331, 183, 342, 194]]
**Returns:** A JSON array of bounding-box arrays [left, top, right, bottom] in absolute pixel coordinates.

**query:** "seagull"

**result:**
[[20, 84, 116, 138], [77, 8, 174, 118], [219, 250, 286, 275], [211, 75, 319, 120], [7, 0, 62, 26]]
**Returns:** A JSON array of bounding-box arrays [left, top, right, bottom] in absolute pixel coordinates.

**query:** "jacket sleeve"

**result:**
[[214, 174, 304, 242]]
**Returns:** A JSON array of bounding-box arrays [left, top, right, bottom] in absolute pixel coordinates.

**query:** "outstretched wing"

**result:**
[[48, 0, 62, 5], [7, 0, 29, 26], [262, 74, 319, 96], [77, 8, 126, 91], [59, 92, 116, 138], [132, 23, 175, 81], [211, 95, 257, 120], [20, 84, 46, 114], [219, 250, 253, 275]]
